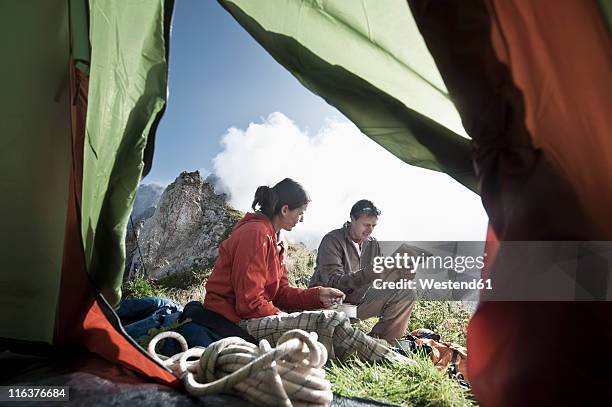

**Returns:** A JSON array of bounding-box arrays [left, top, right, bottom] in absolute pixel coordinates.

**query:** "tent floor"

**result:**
[[0, 351, 397, 406]]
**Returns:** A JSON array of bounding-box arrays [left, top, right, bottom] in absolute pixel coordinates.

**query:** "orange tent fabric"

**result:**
[[56, 60, 178, 386], [408, 0, 612, 405]]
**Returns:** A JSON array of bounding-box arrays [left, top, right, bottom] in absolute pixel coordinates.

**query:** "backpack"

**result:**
[[394, 328, 469, 387]]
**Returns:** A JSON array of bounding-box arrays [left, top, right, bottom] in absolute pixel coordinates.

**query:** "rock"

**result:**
[[126, 171, 243, 280]]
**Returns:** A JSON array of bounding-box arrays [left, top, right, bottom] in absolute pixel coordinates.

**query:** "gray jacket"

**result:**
[[309, 223, 382, 304]]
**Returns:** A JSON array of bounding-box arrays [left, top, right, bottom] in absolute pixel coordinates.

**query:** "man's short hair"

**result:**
[[350, 199, 381, 219]]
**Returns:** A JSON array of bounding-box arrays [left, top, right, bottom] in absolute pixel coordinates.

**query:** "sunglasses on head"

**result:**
[[359, 207, 381, 216]]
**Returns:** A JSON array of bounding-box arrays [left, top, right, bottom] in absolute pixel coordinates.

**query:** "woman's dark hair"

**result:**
[[251, 178, 310, 219]]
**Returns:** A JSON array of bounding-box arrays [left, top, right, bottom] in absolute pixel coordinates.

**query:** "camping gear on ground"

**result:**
[[3, 351, 381, 407], [117, 297, 184, 340], [409, 328, 440, 342], [117, 298, 254, 356], [329, 302, 357, 319], [392, 329, 468, 386], [415, 338, 468, 384], [179, 301, 257, 344], [148, 329, 333, 407], [328, 297, 357, 319], [239, 310, 413, 364], [336, 304, 357, 318]]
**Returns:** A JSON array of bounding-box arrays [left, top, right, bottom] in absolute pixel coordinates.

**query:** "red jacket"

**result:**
[[203, 213, 322, 323]]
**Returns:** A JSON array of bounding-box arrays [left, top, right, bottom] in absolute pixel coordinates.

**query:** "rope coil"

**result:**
[[149, 329, 333, 407]]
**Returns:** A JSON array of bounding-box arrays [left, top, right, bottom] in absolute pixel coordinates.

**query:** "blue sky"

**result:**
[[147, 0, 345, 185]]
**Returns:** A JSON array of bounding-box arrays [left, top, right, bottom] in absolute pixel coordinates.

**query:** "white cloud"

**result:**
[[213, 112, 488, 248], [197, 167, 211, 179]]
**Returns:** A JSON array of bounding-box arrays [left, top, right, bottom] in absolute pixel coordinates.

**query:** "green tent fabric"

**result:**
[[0, 0, 170, 344], [0, 0, 72, 342], [219, 0, 478, 192], [81, 0, 170, 306]]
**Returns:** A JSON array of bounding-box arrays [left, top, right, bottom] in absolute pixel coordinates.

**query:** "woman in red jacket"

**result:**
[[204, 178, 408, 363]]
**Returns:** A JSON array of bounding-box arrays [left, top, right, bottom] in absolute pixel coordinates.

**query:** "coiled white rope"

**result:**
[[148, 329, 333, 407]]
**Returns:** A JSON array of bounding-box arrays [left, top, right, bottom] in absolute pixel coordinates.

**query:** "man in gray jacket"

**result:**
[[309, 200, 416, 343]]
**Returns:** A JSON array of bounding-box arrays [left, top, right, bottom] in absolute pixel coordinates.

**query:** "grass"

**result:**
[[156, 265, 212, 303], [327, 353, 476, 406], [344, 301, 476, 406], [285, 243, 316, 287], [352, 300, 472, 347], [123, 265, 212, 304], [123, 275, 168, 299], [409, 300, 472, 346], [337, 301, 475, 405]]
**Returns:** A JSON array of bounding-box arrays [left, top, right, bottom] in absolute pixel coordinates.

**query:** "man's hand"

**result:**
[[319, 287, 346, 308]]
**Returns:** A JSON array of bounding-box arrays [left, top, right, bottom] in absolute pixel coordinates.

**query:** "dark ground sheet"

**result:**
[[1, 351, 397, 407]]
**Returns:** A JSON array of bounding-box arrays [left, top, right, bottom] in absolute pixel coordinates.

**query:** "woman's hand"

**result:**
[[319, 287, 346, 308]]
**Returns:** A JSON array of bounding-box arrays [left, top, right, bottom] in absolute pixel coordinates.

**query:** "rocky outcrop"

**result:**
[[126, 171, 242, 279]]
